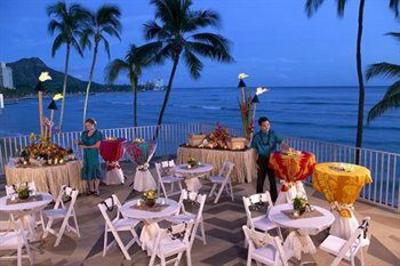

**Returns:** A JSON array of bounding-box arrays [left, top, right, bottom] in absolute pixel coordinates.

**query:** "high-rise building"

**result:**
[[0, 62, 15, 89]]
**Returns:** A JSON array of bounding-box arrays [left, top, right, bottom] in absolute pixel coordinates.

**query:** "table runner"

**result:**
[[281, 209, 323, 220], [130, 203, 169, 212]]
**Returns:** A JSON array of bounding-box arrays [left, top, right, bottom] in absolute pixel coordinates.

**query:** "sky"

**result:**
[[0, 0, 399, 88]]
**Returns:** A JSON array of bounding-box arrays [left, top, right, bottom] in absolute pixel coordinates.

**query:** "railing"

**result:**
[[1, 123, 399, 211]]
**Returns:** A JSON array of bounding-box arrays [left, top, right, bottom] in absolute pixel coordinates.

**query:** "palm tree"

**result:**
[[81, 5, 122, 129], [47, 1, 90, 131], [366, 32, 400, 122], [305, 0, 399, 162], [143, 0, 234, 139], [105, 44, 153, 127]]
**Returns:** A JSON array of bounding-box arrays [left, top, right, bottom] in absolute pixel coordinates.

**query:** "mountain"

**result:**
[[4, 57, 131, 94]]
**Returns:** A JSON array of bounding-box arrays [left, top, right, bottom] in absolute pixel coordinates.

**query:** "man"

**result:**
[[251, 116, 289, 202]]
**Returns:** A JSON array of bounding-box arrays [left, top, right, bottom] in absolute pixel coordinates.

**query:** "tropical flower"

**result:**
[[256, 87, 269, 95], [238, 73, 249, 80], [38, 72, 52, 82]]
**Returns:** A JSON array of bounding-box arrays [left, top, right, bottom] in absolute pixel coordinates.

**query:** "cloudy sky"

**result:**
[[0, 0, 399, 88]]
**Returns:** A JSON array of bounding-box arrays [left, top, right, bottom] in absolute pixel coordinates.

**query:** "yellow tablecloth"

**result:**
[[177, 146, 257, 183], [313, 162, 372, 217], [5, 160, 87, 196]]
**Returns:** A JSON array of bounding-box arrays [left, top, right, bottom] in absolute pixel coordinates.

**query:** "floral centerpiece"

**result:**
[[142, 190, 157, 207], [16, 185, 31, 200], [187, 156, 200, 168], [293, 196, 311, 216], [18, 133, 74, 167]]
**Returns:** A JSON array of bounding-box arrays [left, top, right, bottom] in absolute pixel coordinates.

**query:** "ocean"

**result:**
[[0, 86, 399, 153]]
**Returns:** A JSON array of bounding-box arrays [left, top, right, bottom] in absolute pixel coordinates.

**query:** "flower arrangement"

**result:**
[[142, 190, 157, 207], [18, 133, 74, 167], [293, 196, 310, 216], [187, 156, 200, 168], [16, 185, 31, 200]]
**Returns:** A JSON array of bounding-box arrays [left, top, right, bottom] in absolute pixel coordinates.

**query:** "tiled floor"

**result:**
[[1, 163, 399, 266]]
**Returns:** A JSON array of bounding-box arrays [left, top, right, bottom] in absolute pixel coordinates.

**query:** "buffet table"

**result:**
[[5, 160, 86, 195], [177, 146, 257, 183]]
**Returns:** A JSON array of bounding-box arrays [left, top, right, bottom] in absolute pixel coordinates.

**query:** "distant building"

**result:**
[[0, 62, 15, 89]]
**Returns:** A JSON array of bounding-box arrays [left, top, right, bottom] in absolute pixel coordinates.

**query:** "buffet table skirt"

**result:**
[[177, 147, 257, 183], [5, 161, 87, 195]]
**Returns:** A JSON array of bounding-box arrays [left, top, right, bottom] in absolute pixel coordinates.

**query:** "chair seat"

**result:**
[[209, 175, 225, 183], [147, 237, 187, 257], [320, 235, 370, 260], [110, 217, 140, 231], [43, 208, 68, 219], [162, 175, 184, 183], [253, 215, 279, 232], [0, 232, 24, 249], [166, 213, 196, 224], [252, 244, 293, 266]]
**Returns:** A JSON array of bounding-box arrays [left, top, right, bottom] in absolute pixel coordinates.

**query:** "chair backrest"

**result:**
[[331, 216, 371, 266], [156, 160, 177, 177], [242, 225, 288, 266], [97, 194, 122, 228], [161, 160, 176, 168], [5, 181, 37, 196], [0, 220, 28, 250], [218, 161, 234, 178], [177, 189, 207, 221], [54, 185, 79, 211], [243, 191, 274, 228], [152, 221, 194, 253]]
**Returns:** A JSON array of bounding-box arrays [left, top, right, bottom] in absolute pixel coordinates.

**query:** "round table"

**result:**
[[269, 151, 316, 204], [121, 198, 179, 251], [0, 192, 53, 241], [175, 163, 213, 192], [313, 162, 372, 239], [5, 160, 86, 196], [269, 203, 334, 260]]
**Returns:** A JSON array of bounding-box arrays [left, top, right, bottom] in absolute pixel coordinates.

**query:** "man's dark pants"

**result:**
[[256, 155, 278, 202]]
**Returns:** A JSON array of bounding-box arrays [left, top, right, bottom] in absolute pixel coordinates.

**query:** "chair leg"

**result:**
[[178, 180, 183, 191], [161, 182, 168, 199], [171, 182, 175, 193], [186, 248, 192, 266], [72, 212, 80, 237], [350, 255, 355, 266], [247, 254, 252, 266], [17, 245, 22, 266], [103, 229, 108, 257], [214, 184, 225, 204], [43, 218, 54, 239], [174, 252, 183, 266], [160, 255, 167, 266], [208, 183, 217, 198], [112, 232, 132, 260], [25, 239, 33, 266], [360, 248, 365, 266], [149, 252, 156, 266], [229, 182, 234, 201], [200, 220, 207, 245], [54, 217, 70, 247]]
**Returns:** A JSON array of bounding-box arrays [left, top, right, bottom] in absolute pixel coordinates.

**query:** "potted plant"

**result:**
[[293, 196, 308, 216], [16, 185, 30, 200]]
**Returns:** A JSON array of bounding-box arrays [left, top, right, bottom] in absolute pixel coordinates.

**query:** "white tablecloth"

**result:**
[[276, 181, 308, 205], [133, 169, 156, 192], [269, 203, 335, 260], [120, 198, 179, 250], [175, 163, 213, 192]]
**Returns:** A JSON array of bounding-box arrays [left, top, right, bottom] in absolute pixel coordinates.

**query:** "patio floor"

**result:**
[[1, 162, 399, 266]]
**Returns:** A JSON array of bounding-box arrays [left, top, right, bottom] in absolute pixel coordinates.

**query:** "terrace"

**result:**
[[1, 123, 399, 265]]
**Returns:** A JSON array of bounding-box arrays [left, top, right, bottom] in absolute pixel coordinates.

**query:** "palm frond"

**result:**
[[70, 36, 83, 57], [104, 59, 129, 83], [51, 34, 66, 57], [183, 49, 203, 79], [188, 34, 234, 62], [102, 25, 121, 40], [151, 0, 180, 26], [47, 20, 63, 35], [386, 31, 400, 42], [383, 80, 400, 98], [101, 36, 111, 59], [46, 1, 67, 18], [80, 28, 94, 50], [143, 20, 170, 40], [367, 93, 400, 122], [390, 0, 400, 17], [305, 0, 324, 17], [184, 9, 220, 32], [132, 41, 165, 67], [336, 0, 348, 17], [366, 62, 400, 80]]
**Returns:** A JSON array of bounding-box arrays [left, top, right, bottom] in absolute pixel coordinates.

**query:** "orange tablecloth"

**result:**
[[313, 162, 372, 218], [269, 151, 316, 191]]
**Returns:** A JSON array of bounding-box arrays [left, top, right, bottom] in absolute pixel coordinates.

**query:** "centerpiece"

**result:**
[[16, 185, 31, 200], [142, 189, 157, 207], [293, 196, 312, 217], [187, 156, 201, 168]]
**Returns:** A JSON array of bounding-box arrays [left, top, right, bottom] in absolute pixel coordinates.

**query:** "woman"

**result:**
[[78, 118, 103, 195]]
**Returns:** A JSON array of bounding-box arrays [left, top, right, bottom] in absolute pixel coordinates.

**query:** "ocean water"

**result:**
[[0, 86, 399, 153]]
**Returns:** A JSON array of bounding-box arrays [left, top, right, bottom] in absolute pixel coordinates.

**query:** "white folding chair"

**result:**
[[242, 225, 293, 266], [166, 189, 207, 245], [148, 221, 194, 266], [208, 161, 235, 204], [42, 185, 80, 247], [155, 161, 184, 199], [0, 220, 33, 266], [98, 194, 141, 260], [243, 192, 283, 244], [320, 217, 371, 266]]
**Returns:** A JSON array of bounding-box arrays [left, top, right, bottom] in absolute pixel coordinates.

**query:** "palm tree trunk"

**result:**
[[154, 57, 180, 140], [82, 42, 99, 129], [38, 91, 44, 138], [58, 44, 71, 131], [132, 76, 138, 127], [355, 0, 366, 164]]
